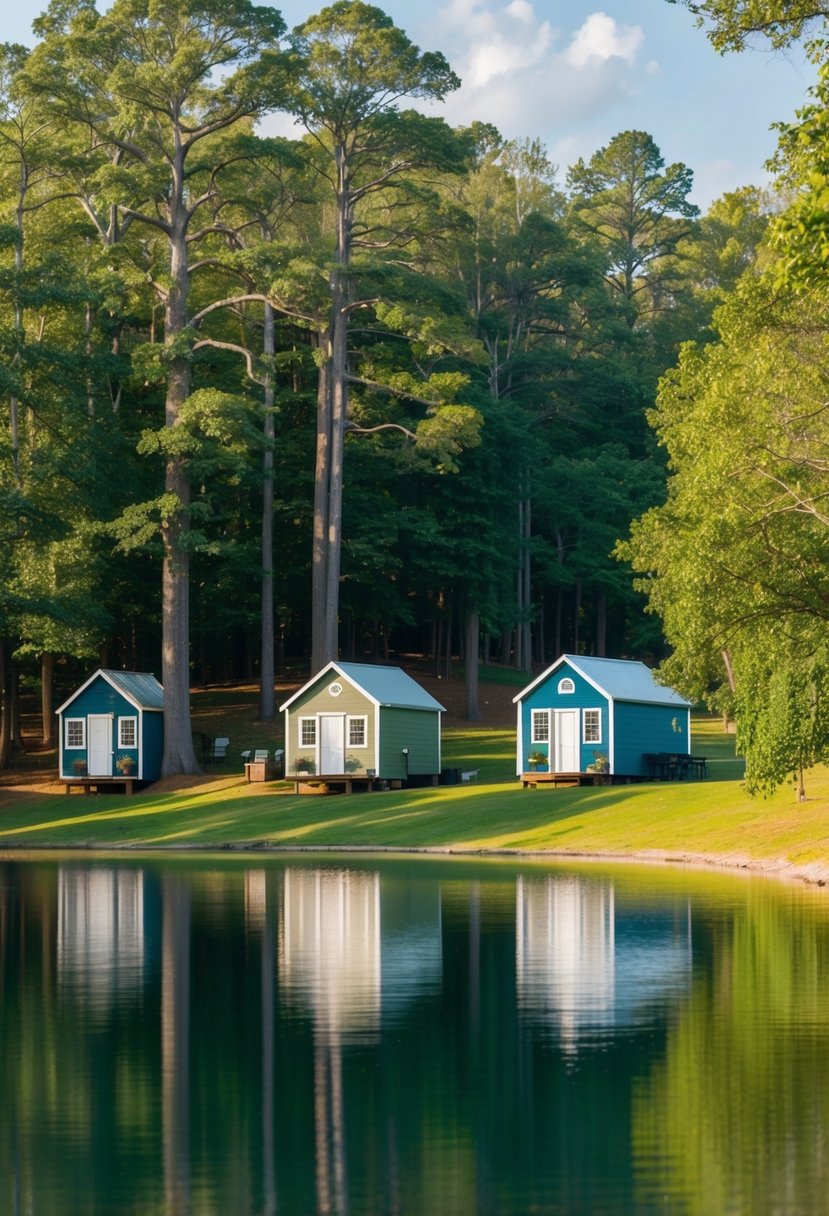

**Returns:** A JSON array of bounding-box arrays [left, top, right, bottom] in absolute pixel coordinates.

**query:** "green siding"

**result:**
[[379, 708, 440, 779], [285, 680, 375, 775], [283, 668, 442, 780]]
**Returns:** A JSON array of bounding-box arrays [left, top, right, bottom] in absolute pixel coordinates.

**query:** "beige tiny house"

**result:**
[[280, 662, 445, 783]]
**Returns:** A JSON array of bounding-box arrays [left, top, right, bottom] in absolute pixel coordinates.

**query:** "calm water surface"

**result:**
[[2, 854, 829, 1215]]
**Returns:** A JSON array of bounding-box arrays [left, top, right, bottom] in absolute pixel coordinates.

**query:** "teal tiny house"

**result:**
[[280, 662, 444, 783], [56, 669, 164, 784], [513, 655, 691, 779]]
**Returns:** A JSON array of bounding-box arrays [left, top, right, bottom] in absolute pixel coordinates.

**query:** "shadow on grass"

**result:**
[[0, 778, 677, 851]]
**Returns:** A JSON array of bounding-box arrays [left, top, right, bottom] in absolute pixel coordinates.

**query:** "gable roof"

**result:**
[[56, 669, 164, 715], [513, 654, 691, 709], [280, 661, 445, 713]]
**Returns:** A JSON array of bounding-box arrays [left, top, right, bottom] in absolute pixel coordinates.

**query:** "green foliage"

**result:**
[[736, 639, 829, 797], [622, 267, 829, 793], [667, 0, 829, 51]]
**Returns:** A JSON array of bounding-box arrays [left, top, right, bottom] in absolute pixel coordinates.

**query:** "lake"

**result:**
[[2, 853, 829, 1215]]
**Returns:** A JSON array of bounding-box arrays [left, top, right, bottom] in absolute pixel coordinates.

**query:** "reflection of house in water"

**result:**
[[57, 866, 145, 1008], [516, 875, 691, 1051], [278, 867, 442, 1216], [279, 868, 443, 1038], [280, 868, 381, 1042]]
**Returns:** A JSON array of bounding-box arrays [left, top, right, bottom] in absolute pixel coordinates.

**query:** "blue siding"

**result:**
[[613, 702, 688, 775], [518, 660, 609, 772], [142, 711, 164, 781], [58, 673, 163, 781]]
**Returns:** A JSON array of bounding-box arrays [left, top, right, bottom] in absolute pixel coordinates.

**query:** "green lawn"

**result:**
[[3, 718, 829, 879]]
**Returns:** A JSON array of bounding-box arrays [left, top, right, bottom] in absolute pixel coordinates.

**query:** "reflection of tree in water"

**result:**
[[162, 875, 190, 1216], [632, 890, 829, 1214]]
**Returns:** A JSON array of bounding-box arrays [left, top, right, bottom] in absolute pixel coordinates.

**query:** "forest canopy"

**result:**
[[1, 0, 821, 786]]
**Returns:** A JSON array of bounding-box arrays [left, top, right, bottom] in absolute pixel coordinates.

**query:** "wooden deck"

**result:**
[[62, 777, 140, 795], [521, 771, 611, 789], [294, 774, 384, 795], [292, 773, 433, 795]]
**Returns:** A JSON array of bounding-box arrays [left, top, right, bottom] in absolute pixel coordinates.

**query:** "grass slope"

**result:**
[[2, 717, 829, 881]]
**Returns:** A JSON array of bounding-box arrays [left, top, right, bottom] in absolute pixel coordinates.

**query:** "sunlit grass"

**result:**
[[3, 718, 829, 878]]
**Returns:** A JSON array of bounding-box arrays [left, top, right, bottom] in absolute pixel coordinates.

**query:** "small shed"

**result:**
[[280, 662, 445, 783], [513, 655, 691, 779], [56, 669, 164, 783]]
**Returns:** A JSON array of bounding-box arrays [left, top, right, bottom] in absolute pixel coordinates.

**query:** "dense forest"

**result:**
[[2, 0, 827, 789]]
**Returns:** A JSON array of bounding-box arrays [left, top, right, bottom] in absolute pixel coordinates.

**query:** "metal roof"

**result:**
[[55, 668, 164, 714], [280, 662, 445, 713], [514, 655, 691, 708], [104, 670, 164, 710]]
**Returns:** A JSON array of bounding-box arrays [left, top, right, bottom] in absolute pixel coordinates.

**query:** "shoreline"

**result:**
[[2, 839, 827, 888]]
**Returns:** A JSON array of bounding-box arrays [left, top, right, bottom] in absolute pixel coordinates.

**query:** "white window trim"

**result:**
[[583, 708, 602, 745], [347, 715, 368, 748], [531, 709, 550, 744], [558, 677, 575, 694], [118, 716, 138, 748], [298, 716, 317, 747], [65, 718, 86, 749]]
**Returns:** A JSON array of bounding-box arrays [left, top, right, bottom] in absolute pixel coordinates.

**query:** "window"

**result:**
[[348, 716, 367, 747], [66, 718, 85, 749], [558, 677, 575, 694], [531, 710, 550, 743], [118, 717, 137, 748], [299, 717, 316, 747], [583, 709, 601, 744]]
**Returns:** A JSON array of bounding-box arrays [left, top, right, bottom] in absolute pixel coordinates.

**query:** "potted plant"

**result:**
[[116, 753, 136, 775], [527, 750, 548, 771], [72, 758, 88, 776], [294, 757, 315, 775], [344, 755, 361, 773]]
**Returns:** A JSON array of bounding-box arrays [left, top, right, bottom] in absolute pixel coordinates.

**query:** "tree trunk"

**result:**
[[0, 640, 11, 770], [40, 651, 55, 746], [595, 591, 607, 657], [160, 192, 199, 778], [311, 338, 331, 673], [465, 610, 481, 721], [319, 145, 352, 667], [520, 494, 532, 670], [258, 302, 276, 721], [573, 579, 582, 653]]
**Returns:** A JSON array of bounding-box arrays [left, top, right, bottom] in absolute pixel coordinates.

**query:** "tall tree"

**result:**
[[620, 273, 829, 794], [23, 0, 286, 774], [567, 130, 699, 326], [283, 1, 464, 669]]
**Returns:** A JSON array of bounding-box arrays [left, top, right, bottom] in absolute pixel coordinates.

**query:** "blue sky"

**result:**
[[4, 1, 816, 208]]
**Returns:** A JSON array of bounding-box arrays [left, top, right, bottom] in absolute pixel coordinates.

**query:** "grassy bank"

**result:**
[[2, 719, 829, 882]]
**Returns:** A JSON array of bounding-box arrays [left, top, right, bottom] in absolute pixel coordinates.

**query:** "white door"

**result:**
[[88, 715, 112, 775], [554, 710, 579, 773], [319, 715, 345, 774]]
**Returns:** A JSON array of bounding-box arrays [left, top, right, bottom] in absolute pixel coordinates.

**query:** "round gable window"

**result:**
[[558, 677, 575, 694], [328, 682, 343, 697]]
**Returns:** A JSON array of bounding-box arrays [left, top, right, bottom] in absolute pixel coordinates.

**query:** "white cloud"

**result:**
[[423, 2, 647, 145], [564, 12, 643, 69]]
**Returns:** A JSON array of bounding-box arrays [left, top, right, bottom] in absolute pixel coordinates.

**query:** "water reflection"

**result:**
[[280, 867, 380, 1043], [516, 875, 692, 1051], [58, 867, 145, 1011], [3, 857, 829, 1215]]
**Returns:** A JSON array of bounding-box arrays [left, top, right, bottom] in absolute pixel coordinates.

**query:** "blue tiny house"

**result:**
[[56, 669, 164, 784], [513, 655, 691, 778]]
